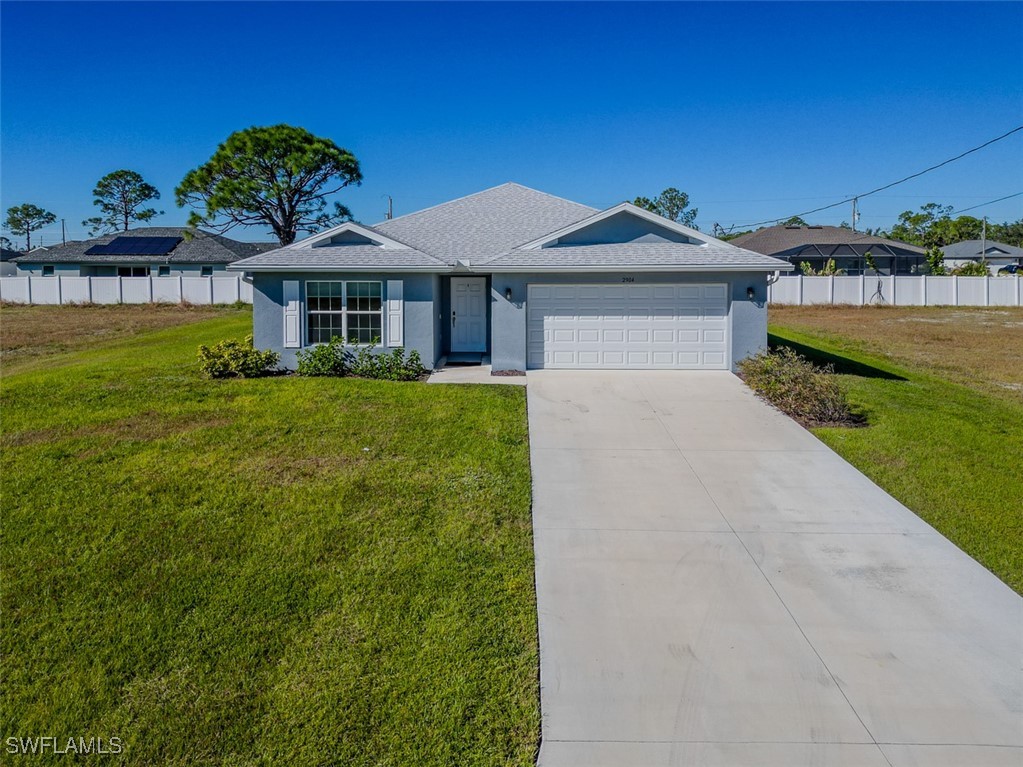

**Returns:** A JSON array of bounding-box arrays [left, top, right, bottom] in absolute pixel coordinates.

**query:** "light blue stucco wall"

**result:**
[[252, 272, 441, 369], [489, 271, 769, 372], [15, 262, 229, 276]]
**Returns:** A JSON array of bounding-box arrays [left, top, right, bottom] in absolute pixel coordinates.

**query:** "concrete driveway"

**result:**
[[527, 371, 1022, 767]]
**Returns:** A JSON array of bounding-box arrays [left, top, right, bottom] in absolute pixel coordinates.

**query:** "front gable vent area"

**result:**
[[318, 230, 382, 247], [549, 210, 702, 247]]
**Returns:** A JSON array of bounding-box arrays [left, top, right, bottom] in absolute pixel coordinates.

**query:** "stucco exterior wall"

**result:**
[[490, 271, 768, 372], [252, 272, 440, 369]]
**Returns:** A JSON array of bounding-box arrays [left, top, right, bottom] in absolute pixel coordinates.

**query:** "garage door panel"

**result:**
[[527, 283, 729, 370]]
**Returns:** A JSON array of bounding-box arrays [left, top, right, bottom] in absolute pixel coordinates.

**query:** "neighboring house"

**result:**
[[11, 227, 277, 277], [229, 182, 791, 373], [730, 224, 926, 275], [941, 240, 1023, 275], [1, 247, 22, 277]]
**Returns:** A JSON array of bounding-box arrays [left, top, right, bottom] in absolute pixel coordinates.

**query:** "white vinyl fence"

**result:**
[[0, 275, 253, 305], [769, 275, 1022, 307]]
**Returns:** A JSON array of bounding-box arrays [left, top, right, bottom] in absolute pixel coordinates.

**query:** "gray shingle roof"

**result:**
[[11, 227, 277, 264], [731, 225, 925, 256], [484, 242, 792, 270], [373, 182, 597, 260], [941, 239, 1023, 259], [230, 183, 790, 273], [228, 242, 446, 269]]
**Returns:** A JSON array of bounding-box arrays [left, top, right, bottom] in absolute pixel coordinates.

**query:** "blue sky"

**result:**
[[2, 1, 1021, 245]]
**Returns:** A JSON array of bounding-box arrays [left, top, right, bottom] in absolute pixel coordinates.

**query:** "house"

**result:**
[[1, 246, 21, 277], [11, 227, 277, 277], [941, 240, 1023, 275], [730, 224, 926, 275], [229, 183, 791, 373]]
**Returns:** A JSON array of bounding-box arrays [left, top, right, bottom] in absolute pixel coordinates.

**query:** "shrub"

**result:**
[[349, 342, 426, 381], [296, 337, 426, 381], [738, 347, 857, 427], [197, 335, 279, 378], [296, 337, 347, 376], [950, 260, 990, 276]]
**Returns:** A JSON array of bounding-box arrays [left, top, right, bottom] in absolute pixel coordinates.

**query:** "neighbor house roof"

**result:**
[[11, 227, 277, 264], [940, 239, 1023, 259], [230, 183, 791, 273], [731, 225, 925, 257], [1, 247, 22, 263]]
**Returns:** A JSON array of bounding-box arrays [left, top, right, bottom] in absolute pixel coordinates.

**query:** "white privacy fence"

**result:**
[[0, 275, 253, 305], [768, 275, 1022, 307]]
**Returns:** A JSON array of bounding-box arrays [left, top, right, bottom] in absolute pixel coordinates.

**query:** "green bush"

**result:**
[[349, 343, 426, 381], [296, 337, 426, 381], [738, 347, 856, 426], [197, 335, 279, 378], [296, 336, 347, 376]]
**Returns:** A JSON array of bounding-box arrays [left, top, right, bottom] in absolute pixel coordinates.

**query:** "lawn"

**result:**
[[769, 305, 1023, 594], [0, 305, 538, 765]]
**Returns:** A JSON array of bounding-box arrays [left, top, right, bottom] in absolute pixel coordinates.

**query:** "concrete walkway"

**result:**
[[527, 371, 1021, 767]]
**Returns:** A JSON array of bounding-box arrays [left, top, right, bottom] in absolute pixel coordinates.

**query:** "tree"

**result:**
[[82, 169, 163, 235], [989, 220, 1023, 247], [951, 260, 990, 276], [780, 216, 807, 227], [633, 187, 698, 229], [886, 202, 953, 247], [4, 204, 56, 250], [176, 124, 362, 245], [925, 245, 946, 275]]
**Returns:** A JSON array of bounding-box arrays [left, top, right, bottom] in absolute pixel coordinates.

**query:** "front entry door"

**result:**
[[450, 277, 487, 353]]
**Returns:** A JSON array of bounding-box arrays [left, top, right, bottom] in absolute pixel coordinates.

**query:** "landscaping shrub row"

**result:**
[[197, 336, 426, 381]]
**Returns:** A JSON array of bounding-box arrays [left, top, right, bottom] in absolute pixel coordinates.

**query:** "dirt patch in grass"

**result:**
[[0, 303, 240, 371], [769, 305, 1023, 399]]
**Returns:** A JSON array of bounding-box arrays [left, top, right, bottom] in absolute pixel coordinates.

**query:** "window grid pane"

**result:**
[[305, 281, 383, 346]]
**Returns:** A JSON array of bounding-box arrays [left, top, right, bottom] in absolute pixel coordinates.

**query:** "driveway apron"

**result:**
[[527, 370, 1022, 767]]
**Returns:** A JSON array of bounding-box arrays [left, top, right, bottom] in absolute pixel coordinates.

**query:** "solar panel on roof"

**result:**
[[84, 236, 182, 256]]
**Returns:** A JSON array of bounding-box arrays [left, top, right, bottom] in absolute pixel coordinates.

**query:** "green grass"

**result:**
[[1, 309, 538, 765], [768, 323, 1023, 595]]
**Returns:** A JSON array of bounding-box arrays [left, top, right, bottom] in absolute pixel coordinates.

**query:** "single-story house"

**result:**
[[1, 246, 21, 277], [730, 224, 926, 275], [229, 183, 791, 373], [941, 240, 1023, 275], [12, 227, 277, 277]]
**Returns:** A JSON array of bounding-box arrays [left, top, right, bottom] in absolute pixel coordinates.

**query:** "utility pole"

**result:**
[[851, 197, 859, 233], [981, 216, 987, 260], [385, 195, 393, 220], [61, 219, 66, 245]]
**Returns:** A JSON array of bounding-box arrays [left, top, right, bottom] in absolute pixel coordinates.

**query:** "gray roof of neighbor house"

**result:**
[[941, 239, 1023, 259], [231, 183, 791, 273], [1, 247, 23, 262], [11, 227, 277, 264], [731, 225, 926, 257]]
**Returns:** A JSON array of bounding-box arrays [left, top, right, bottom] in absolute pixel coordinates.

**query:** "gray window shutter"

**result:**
[[283, 280, 301, 348], [386, 280, 403, 347]]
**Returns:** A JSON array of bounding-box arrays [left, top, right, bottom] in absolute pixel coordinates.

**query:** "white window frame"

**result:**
[[304, 280, 384, 347]]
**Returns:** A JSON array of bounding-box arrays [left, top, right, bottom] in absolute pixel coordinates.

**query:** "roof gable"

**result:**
[[300, 221, 413, 250], [372, 182, 597, 261], [517, 203, 726, 250]]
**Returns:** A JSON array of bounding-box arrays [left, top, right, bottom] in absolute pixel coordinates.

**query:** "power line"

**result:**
[[728, 125, 1023, 230], [948, 191, 1023, 216]]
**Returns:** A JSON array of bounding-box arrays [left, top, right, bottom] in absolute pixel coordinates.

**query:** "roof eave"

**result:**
[[226, 263, 452, 273], [483, 263, 795, 273]]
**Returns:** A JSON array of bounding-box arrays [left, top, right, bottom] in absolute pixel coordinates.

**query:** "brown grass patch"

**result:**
[[769, 305, 1023, 398], [0, 303, 233, 371]]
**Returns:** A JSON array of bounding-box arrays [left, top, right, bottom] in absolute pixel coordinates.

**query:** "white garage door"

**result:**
[[527, 283, 729, 369]]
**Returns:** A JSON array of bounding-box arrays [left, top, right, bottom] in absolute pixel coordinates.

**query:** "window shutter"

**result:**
[[283, 280, 301, 348], [386, 280, 403, 347]]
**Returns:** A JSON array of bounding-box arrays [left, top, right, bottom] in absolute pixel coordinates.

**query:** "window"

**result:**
[[117, 266, 149, 277], [200, 266, 214, 277], [158, 265, 171, 277], [306, 281, 383, 345], [41, 265, 54, 276]]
